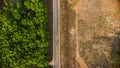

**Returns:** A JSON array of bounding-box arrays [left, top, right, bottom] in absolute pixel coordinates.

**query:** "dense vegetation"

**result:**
[[111, 33, 120, 68], [0, 0, 49, 67]]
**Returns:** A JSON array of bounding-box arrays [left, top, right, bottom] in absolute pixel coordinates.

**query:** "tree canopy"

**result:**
[[0, 0, 49, 67]]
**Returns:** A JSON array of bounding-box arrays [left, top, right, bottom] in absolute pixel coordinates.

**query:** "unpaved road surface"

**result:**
[[60, 0, 120, 68]]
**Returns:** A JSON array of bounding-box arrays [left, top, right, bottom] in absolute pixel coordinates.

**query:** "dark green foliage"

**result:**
[[0, 0, 49, 67], [111, 33, 120, 68]]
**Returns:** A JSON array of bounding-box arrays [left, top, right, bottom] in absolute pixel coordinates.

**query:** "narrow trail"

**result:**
[[73, 1, 88, 68]]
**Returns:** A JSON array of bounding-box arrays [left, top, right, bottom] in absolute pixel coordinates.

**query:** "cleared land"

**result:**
[[60, 0, 120, 68]]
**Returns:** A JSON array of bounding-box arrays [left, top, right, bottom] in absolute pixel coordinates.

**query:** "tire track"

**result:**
[[73, 1, 88, 68]]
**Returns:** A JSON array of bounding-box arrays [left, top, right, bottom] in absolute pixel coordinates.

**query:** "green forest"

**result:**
[[0, 0, 49, 67]]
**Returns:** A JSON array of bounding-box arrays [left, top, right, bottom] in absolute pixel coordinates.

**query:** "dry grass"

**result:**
[[60, 0, 120, 68]]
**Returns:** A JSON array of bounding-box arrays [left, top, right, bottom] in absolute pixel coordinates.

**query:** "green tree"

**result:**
[[0, 0, 49, 67]]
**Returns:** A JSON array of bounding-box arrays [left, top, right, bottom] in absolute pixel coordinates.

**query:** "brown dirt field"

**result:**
[[60, 0, 120, 68], [60, 1, 80, 68]]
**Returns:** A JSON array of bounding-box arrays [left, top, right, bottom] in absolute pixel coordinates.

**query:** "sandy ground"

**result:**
[[60, 0, 120, 68]]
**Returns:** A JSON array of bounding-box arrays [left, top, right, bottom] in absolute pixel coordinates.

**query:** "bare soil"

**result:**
[[60, 0, 120, 68], [60, 1, 80, 68]]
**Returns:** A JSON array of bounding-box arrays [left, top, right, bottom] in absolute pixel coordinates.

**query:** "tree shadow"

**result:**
[[0, 0, 4, 8], [111, 31, 120, 68], [43, 0, 53, 67]]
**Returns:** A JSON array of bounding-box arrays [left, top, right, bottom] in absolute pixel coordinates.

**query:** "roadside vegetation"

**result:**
[[0, 0, 49, 67], [111, 32, 120, 68]]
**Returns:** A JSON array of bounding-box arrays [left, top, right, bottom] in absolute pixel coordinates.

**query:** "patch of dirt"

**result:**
[[76, 0, 120, 68], [60, 0, 120, 68], [60, 1, 80, 68]]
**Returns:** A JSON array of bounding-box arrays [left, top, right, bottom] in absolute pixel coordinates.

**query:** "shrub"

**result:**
[[111, 33, 120, 68]]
